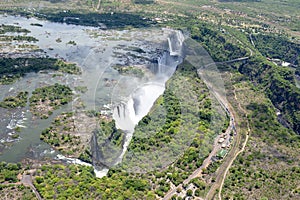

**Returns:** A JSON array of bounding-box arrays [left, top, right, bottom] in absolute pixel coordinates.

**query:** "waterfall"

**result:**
[[93, 29, 185, 175], [113, 83, 166, 164], [155, 50, 182, 79], [168, 30, 185, 56], [113, 101, 136, 132], [155, 30, 184, 77]]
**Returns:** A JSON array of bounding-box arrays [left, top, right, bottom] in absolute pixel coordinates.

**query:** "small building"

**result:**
[[218, 138, 225, 143]]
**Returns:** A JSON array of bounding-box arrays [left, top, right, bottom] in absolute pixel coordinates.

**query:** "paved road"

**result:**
[[216, 79, 251, 200], [163, 133, 226, 200], [163, 67, 236, 200], [206, 74, 251, 200], [162, 42, 253, 199]]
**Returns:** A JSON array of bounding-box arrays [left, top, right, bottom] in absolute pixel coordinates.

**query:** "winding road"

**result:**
[[163, 43, 252, 199], [216, 75, 251, 200], [163, 66, 238, 200]]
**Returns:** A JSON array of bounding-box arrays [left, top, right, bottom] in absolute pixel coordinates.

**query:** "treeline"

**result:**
[[33, 164, 153, 199], [0, 24, 30, 34], [252, 34, 300, 67], [0, 8, 156, 29], [0, 57, 81, 84], [190, 23, 248, 62], [218, 0, 261, 2], [0, 35, 38, 42], [133, 0, 155, 4], [34, 11, 155, 29], [0, 58, 57, 76]]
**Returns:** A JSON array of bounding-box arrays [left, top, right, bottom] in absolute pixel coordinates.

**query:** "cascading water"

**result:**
[[0, 15, 189, 178], [88, 30, 185, 176], [168, 30, 185, 56], [110, 30, 185, 166], [113, 83, 166, 164]]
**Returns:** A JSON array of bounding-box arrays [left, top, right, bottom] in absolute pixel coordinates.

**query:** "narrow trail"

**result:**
[[206, 73, 252, 200], [216, 74, 251, 200], [163, 67, 236, 200], [1, 173, 42, 200], [163, 46, 252, 200], [163, 132, 228, 200], [96, 0, 101, 10], [21, 174, 43, 200]]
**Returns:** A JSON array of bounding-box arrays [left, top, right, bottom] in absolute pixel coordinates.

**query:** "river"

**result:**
[[0, 15, 184, 176]]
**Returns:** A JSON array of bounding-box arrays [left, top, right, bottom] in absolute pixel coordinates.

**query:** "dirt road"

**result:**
[[21, 174, 42, 200]]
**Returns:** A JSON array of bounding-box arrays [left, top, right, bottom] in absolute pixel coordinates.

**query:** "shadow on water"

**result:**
[[0, 9, 156, 30], [0, 14, 186, 177]]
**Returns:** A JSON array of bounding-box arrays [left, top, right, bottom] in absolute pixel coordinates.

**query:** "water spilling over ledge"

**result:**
[[89, 30, 185, 176], [0, 15, 185, 177]]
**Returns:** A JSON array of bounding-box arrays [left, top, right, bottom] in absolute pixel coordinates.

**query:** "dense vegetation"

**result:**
[[0, 162, 22, 183], [40, 112, 84, 156], [221, 72, 300, 199], [190, 23, 248, 62], [0, 58, 81, 84], [121, 60, 217, 173], [33, 164, 153, 199], [238, 56, 300, 134], [32, 11, 155, 29], [0, 91, 28, 109], [93, 118, 125, 166], [252, 34, 300, 67], [29, 83, 73, 118]]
